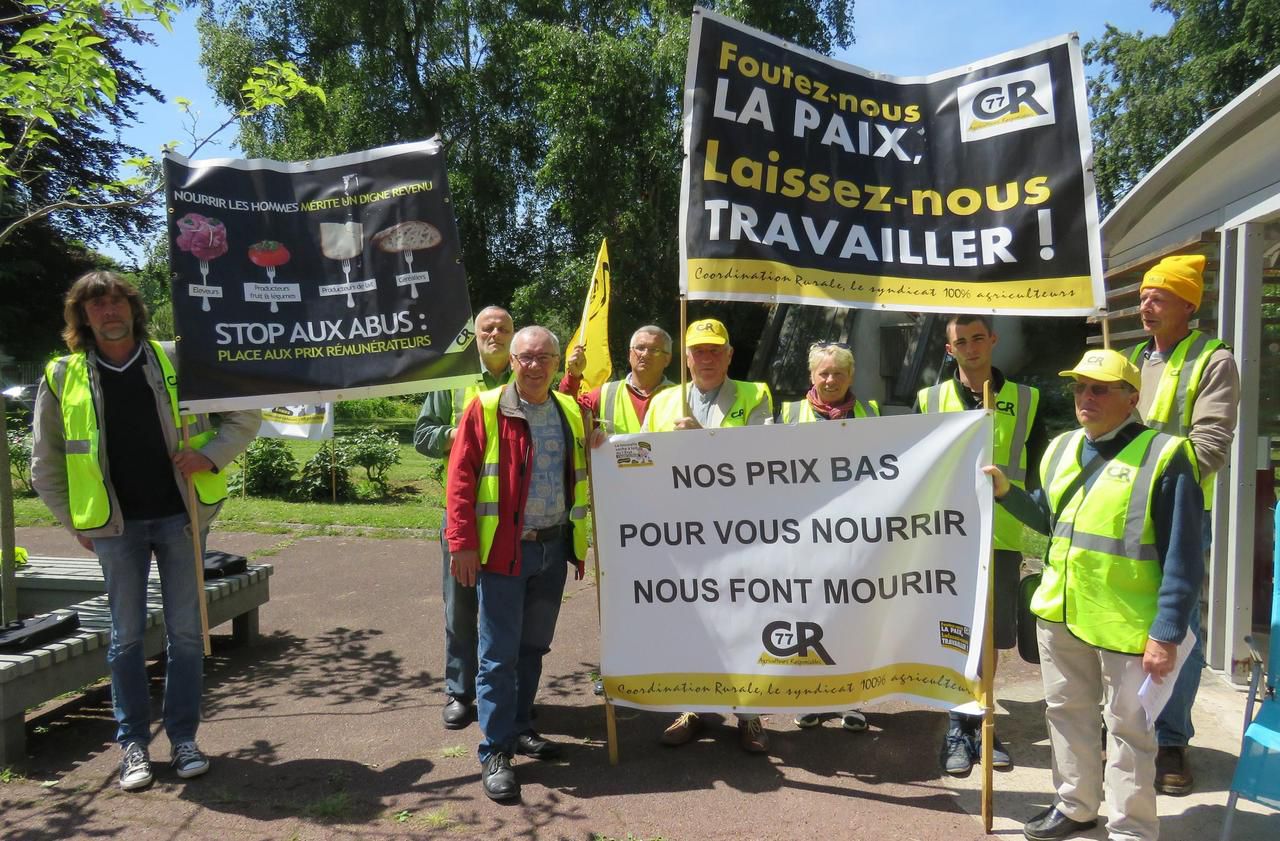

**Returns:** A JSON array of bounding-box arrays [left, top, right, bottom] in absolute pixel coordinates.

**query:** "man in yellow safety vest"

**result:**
[[642, 317, 775, 753], [31, 271, 259, 792], [445, 325, 604, 801], [916, 313, 1046, 775], [561, 324, 674, 434], [987, 349, 1203, 841], [1125, 253, 1239, 795], [561, 325, 675, 695]]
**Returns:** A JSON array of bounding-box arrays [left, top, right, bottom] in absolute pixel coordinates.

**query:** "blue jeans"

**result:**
[[1155, 516, 1211, 747], [440, 510, 478, 703], [1156, 599, 1204, 747], [475, 536, 569, 763], [92, 513, 205, 747]]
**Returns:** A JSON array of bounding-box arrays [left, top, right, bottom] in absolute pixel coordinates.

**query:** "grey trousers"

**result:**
[[1037, 619, 1159, 841]]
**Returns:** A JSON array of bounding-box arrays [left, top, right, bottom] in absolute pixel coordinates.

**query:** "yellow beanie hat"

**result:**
[[1141, 254, 1205, 310]]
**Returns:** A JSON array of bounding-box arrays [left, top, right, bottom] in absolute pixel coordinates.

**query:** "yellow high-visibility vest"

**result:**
[[45, 341, 226, 530], [598, 379, 671, 434], [1126, 330, 1227, 509], [780, 397, 879, 423], [474, 387, 589, 565], [918, 379, 1039, 551], [644, 380, 772, 431], [1031, 428, 1196, 654]]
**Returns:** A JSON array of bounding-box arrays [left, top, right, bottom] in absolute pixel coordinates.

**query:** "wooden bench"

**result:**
[[0, 556, 273, 764]]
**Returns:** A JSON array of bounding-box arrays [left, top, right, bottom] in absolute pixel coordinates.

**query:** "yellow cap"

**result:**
[[1059, 349, 1141, 391], [685, 318, 729, 347], [1141, 254, 1205, 310]]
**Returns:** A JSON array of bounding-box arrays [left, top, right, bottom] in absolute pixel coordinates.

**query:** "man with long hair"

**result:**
[[31, 271, 259, 791]]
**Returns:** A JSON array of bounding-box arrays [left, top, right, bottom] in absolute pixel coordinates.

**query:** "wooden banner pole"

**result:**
[[679, 297, 689, 417], [0, 394, 17, 625], [182, 422, 212, 656], [583, 409, 619, 764], [981, 381, 996, 832]]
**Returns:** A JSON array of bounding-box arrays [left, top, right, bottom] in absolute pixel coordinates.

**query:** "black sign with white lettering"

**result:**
[[164, 139, 481, 412], [679, 9, 1104, 314]]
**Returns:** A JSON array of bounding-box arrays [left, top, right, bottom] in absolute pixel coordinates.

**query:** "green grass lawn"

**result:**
[[10, 423, 447, 539], [219, 433, 446, 535]]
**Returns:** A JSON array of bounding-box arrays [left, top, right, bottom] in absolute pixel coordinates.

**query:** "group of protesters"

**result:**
[[29, 253, 1238, 841]]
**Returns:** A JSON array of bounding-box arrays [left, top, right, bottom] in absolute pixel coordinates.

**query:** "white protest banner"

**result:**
[[595, 411, 993, 714], [258, 404, 334, 440]]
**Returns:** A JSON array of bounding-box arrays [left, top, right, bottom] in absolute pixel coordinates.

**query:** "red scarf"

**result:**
[[806, 386, 857, 420]]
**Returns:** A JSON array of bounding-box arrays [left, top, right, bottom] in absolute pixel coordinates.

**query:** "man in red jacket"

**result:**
[[445, 325, 604, 801]]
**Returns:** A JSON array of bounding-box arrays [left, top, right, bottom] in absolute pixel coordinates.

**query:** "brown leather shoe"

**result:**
[[660, 712, 702, 746], [1155, 745, 1194, 795], [738, 717, 769, 753]]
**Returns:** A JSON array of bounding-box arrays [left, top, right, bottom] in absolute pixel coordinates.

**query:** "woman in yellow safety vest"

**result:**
[[779, 340, 878, 733]]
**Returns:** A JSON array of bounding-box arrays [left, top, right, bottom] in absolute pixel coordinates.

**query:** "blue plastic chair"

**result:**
[[1219, 504, 1280, 840]]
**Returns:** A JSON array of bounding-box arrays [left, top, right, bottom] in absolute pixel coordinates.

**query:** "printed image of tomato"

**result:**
[[248, 240, 291, 268]]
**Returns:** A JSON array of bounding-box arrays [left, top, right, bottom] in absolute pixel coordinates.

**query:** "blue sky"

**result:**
[[107, 1, 1173, 263], [840, 0, 1169, 76]]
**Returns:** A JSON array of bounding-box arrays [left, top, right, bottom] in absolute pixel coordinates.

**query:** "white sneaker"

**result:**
[[119, 742, 154, 791], [171, 741, 210, 779]]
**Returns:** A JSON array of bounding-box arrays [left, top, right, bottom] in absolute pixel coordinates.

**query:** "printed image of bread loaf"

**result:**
[[373, 220, 442, 253]]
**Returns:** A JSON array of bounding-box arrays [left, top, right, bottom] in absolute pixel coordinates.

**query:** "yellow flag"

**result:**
[[568, 239, 612, 395]]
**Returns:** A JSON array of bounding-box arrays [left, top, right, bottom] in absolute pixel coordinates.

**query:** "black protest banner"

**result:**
[[679, 9, 1104, 315], [165, 138, 481, 412]]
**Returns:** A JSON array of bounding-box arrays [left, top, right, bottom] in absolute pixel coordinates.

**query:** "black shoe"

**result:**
[[515, 730, 563, 760], [1023, 805, 1098, 841], [481, 753, 519, 801], [442, 696, 472, 729]]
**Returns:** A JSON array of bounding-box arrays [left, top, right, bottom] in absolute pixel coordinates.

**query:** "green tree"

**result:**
[[0, 1, 186, 248], [0, 1, 324, 250], [1, 0, 168, 249], [0, 2, 324, 361], [196, 1, 854, 353], [1087, 0, 1280, 214], [197, 0, 542, 313]]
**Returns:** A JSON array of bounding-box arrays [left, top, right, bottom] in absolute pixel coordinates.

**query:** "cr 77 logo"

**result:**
[[973, 80, 1047, 120], [762, 620, 834, 664]]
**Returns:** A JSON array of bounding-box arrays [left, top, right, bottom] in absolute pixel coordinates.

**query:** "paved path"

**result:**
[[1, 527, 1274, 840]]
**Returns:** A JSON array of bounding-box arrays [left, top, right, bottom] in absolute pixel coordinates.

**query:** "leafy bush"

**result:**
[[342, 426, 402, 498], [7, 426, 34, 496], [229, 438, 298, 497], [295, 442, 355, 502], [336, 395, 421, 421]]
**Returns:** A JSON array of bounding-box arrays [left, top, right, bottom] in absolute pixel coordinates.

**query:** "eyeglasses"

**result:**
[[809, 341, 851, 351], [513, 353, 559, 367], [1068, 382, 1130, 397], [630, 346, 669, 356]]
